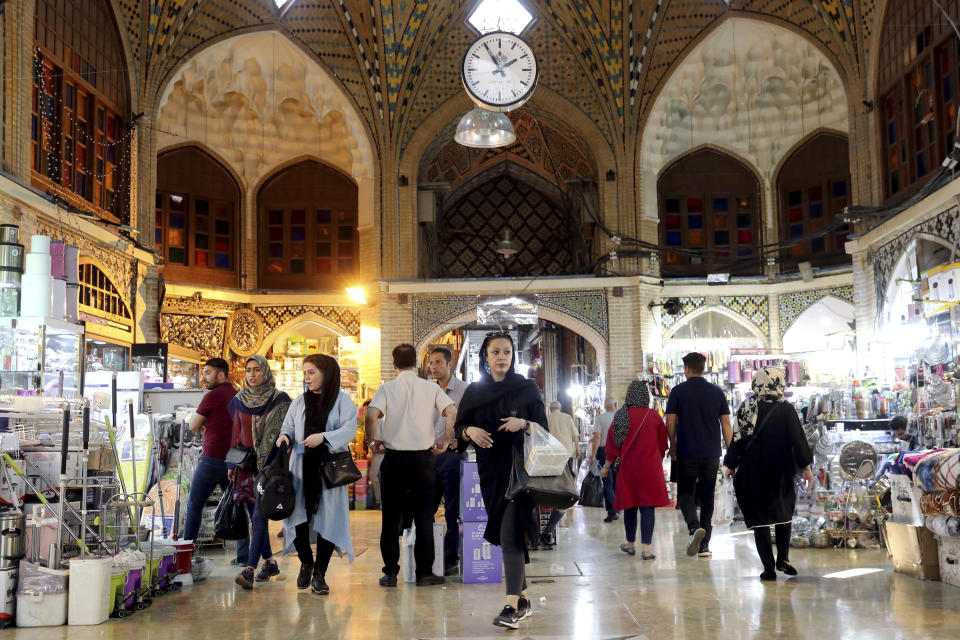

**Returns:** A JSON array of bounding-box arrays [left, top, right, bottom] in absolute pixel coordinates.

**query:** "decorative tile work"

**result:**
[[778, 286, 854, 336], [255, 305, 361, 338], [413, 296, 477, 345], [659, 296, 706, 333], [537, 291, 609, 341], [719, 295, 770, 339], [870, 205, 960, 317]]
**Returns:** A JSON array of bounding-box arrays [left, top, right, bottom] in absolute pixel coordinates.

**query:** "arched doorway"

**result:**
[[658, 149, 762, 276]]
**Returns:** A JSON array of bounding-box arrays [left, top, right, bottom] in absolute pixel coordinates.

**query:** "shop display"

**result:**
[[0, 317, 83, 398], [85, 340, 129, 373]]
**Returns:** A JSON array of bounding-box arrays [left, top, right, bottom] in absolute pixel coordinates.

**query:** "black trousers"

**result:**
[[380, 449, 437, 578], [294, 523, 335, 575], [676, 457, 719, 549], [433, 450, 463, 567], [753, 523, 791, 573], [500, 501, 529, 596]]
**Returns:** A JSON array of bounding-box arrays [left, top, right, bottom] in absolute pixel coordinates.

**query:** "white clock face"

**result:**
[[462, 31, 538, 112]]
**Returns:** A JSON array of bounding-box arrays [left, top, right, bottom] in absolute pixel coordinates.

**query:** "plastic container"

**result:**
[[109, 568, 127, 614], [122, 568, 143, 608], [153, 539, 194, 576], [68, 556, 112, 625], [16, 592, 66, 627]]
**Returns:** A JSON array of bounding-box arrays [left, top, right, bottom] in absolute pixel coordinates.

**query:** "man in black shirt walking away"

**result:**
[[665, 352, 732, 558]]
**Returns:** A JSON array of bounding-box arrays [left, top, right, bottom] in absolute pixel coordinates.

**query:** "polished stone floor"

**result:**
[[9, 507, 960, 639]]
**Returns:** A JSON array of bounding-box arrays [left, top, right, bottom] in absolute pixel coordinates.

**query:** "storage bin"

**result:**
[[938, 535, 960, 588], [68, 557, 112, 625], [16, 592, 67, 627], [109, 569, 127, 614]]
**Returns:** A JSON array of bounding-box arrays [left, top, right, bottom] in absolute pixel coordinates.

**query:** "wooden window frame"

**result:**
[[155, 191, 240, 289], [259, 206, 359, 290]]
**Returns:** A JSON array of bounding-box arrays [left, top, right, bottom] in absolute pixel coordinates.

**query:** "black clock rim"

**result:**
[[460, 30, 539, 112]]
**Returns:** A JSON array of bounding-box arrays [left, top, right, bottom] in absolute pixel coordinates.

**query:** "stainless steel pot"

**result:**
[[0, 224, 18, 244], [0, 244, 23, 270], [0, 512, 25, 569]]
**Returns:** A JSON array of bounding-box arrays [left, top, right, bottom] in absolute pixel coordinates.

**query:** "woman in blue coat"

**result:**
[[277, 354, 357, 595]]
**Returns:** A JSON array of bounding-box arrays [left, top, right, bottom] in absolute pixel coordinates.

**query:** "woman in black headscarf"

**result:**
[[454, 333, 548, 630]]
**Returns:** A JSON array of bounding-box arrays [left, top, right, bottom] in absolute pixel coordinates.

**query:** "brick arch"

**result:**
[[414, 307, 608, 376]]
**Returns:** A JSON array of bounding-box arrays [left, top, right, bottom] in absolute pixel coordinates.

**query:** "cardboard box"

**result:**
[[86, 445, 117, 473], [885, 522, 940, 581], [460, 461, 487, 522], [937, 535, 960, 588], [889, 474, 924, 526], [461, 521, 502, 584]]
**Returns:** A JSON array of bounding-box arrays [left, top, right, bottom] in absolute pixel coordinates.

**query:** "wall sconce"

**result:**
[[398, 175, 409, 187], [605, 169, 616, 182]]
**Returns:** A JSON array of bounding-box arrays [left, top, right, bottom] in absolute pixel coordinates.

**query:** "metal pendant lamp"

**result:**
[[495, 229, 520, 259]]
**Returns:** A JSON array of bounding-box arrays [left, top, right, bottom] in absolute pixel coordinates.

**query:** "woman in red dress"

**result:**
[[601, 380, 669, 559]]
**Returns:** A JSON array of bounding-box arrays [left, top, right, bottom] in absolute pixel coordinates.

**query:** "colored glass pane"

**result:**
[[713, 198, 728, 212], [291, 243, 305, 258], [918, 152, 927, 177], [195, 235, 208, 250], [317, 243, 331, 258], [790, 245, 805, 258], [737, 214, 751, 229], [215, 254, 230, 269], [789, 207, 803, 223], [315, 259, 331, 273], [339, 242, 353, 256], [714, 231, 730, 245], [339, 259, 354, 273], [291, 210, 306, 225], [790, 223, 804, 238], [267, 260, 283, 274], [666, 232, 682, 246], [155, 229, 162, 245], [338, 226, 353, 241], [269, 227, 283, 241], [196, 199, 209, 216], [688, 215, 703, 229], [269, 210, 283, 225], [195, 250, 208, 266], [687, 198, 702, 213], [688, 230, 703, 246], [215, 239, 228, 252], [787, 190, 802, 207], [168, 229, 184, 247], [888, 122, 896, 144], [738, 247, 752, 256], [738, 230, 752, 244], [290, 227, 306, 241], [832, 181, 847, 198], [269, 243, 283, 258], [665, 215, 682, 230], [808, 186, 822, 202], [713, 215, 728, 229], [169, 248, 185, 264], [290, 260, 305, 274], [809, 203, 824, 219], [169, 213, 185, 229], [317, 210, 332, 224], [811, 238, 825, 253]]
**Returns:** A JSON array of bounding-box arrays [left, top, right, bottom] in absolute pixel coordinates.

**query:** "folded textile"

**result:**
[[901, 449, 945, 472], [925, 515, 960, 538], [913, 450, 953, 492], [919, 491, 960, 517], [933, 449, 960, 492]]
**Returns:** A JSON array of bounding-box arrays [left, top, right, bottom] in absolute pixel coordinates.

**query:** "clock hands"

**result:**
[[503, 59, 518, 68], [483, 42, 507, 77]]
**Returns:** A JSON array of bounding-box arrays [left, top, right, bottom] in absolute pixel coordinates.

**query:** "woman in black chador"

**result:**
[[454, 333, 549, 630], [724, 366, 814, 581]]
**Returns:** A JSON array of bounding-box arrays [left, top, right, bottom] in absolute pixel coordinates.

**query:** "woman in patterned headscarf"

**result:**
[[228, 355, 292, 589], [724, 366, 814, 581], [600, 380, 670, 559]]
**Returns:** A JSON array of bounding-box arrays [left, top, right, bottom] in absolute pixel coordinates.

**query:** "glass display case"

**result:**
[[132, 343, 168, 386], [85, 339, 129, 372], [168, 356, 200, 389], [0, 317, 83, 398]]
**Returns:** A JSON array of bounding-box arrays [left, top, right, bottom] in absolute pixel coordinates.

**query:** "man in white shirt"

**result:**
[[367, 344, 456, 588], [591, 398, 620, 522], [539, 401, 580, 548], [428, 346, 469, 576]]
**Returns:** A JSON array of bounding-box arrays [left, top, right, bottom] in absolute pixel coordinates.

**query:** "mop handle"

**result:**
[[0, 452, 84, 545], [82, 405, 90, 450], [111, 373, 118, 432], [60, 405, 70, 476]]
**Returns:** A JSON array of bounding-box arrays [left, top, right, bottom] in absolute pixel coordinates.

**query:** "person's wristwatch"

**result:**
[[523, 420, 531, 434]]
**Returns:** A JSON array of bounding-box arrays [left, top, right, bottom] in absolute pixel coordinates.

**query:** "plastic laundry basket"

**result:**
[[68, 557, 112, 625]]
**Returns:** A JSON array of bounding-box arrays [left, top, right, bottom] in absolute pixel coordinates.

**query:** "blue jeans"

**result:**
[[433, 450, 463, 567], [596, 447, 618, 516], [244, 502, 273, 568], [183, 456, 248, 560], [623, 506, 656, 544]]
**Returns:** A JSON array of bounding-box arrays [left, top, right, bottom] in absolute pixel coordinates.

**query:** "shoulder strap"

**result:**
[[621, 409, 651, 458]]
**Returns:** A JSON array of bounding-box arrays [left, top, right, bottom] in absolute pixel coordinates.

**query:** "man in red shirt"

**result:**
[[182, 358, 246, 560]]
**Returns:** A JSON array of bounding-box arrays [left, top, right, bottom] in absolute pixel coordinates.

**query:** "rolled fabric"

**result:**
[[913, 450, 952, 492], [925, 515, 960, 538], [933, 448, 960, 492], [919, 491, 960, 517]]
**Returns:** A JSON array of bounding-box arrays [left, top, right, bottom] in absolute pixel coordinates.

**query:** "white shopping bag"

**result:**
[[712, 477, 735, 527], [401, 522, 446, 582], [524, 424, 569, 477]]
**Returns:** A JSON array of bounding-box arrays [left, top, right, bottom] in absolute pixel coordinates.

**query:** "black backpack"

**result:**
[[255, 443, 296, 521]]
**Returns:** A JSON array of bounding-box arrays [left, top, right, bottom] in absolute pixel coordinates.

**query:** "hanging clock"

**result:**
[[462, 31, 539, 112]]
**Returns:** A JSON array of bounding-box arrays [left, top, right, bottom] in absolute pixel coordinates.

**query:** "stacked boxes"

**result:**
[[460, 460, 502, 583]]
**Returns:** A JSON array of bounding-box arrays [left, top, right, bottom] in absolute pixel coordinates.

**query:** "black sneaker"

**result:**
[[517, 597, 532, 621], [379, 574, 397, 587], [255, 559, 279, 582], [311, 573, 329, 595], [235, 567, 254, 590], [493, 605, 520, 629], [230, 558, 244, 566], [415, 574, 445, 586], [297, 563, 314, 590], [603, 513, 619, 523], [444, 563, 459, 577]]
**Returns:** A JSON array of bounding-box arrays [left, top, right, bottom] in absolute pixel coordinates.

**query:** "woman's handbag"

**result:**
[[506, 441, 579, 509], [213, 482, 248, 540], [322, 449, 362, 489], [225, 444, 258, 473], [256, 443, 296, 521]]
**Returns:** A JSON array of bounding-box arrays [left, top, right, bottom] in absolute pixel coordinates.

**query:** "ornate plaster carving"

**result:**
[[640, 17, 849, 219], [156, 31, 373, 197], [160, 314, 227, 362], [227, 307, 265, 357]]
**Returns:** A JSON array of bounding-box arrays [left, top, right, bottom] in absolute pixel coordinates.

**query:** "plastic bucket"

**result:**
[[153, 539, 194, 576], [68, 557, 112, 625], [123, 568, 143, 608], [109, 570, 127, 613], [16, 592, 67, 627]]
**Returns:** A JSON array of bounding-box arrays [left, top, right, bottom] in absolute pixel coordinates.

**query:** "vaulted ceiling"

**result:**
[[113, 1, 880, 160]]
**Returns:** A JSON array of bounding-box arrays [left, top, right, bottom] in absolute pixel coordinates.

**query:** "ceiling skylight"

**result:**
[[468, 0, 534, 35]]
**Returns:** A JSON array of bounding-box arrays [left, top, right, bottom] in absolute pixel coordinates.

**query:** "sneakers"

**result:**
[[686, 528, 706, 556], [697, 550, 712, 558], [641, 551, 656, 560], [415, 574, 445, 586], [517, 597, 533, 621], [493, 605, 521, 629], [760, 570, 777, 581], [603, 513, 620, 523], [619, 544, 636, 556], [235, 567, 255, 590], [297, 563, 315, 590], [255, 559, 279, 582], [379, 574, 398, 587], [444, 563, 459, 577], [311, 573, 329, 595], [776, 560, 798, 576]]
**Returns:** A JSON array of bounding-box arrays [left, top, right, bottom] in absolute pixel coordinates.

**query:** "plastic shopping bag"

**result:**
[[712, 477, 735, 527], [213, 483, 248, 541], [578, 466, 605, 508], [524, 423, 569, 477]]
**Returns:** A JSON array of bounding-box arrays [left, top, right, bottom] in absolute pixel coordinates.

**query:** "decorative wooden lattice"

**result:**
[[436, 172, 580, 278], [78, 262, 132, 324]]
